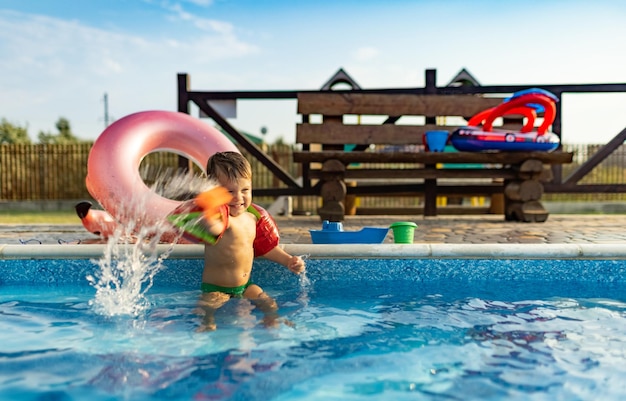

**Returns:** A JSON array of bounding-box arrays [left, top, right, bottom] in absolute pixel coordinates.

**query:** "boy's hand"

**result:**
[[287, 255, 306, 274], [200, 213, 227, 236]]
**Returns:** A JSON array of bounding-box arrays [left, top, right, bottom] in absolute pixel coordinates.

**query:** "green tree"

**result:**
[[38, 117, 83, 144], [0, 118, 31, 144]]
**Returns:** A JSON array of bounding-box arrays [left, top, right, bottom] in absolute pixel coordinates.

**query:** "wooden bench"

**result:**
[[292, 92, 574, 222]]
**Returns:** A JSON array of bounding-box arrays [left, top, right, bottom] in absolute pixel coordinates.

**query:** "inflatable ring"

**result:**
[[506, 88, 559, 110], [85, 110, 239, 228], [467, 106, 538, 133], [482, 93, 556, 134]]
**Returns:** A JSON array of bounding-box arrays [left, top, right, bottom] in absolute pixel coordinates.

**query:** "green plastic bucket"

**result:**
[[389, 222, 418, 244]]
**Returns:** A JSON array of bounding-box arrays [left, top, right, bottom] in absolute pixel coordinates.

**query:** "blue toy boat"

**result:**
[[451, 127, 560, 152], [310, 221, 389, 244]]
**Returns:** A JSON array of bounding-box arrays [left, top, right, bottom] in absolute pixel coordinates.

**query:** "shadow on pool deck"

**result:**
[[1, 214, 626, 246]]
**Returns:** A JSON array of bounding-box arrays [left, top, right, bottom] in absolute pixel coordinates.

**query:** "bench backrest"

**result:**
[[296, 93, 504, 147]]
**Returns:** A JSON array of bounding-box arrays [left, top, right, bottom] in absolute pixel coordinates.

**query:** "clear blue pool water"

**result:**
[[1, 257, 626, 400]]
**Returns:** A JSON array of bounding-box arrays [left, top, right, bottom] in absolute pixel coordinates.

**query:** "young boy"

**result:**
[[172, 151, 305, 331]]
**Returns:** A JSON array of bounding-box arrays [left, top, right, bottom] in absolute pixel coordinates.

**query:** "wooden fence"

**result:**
[[1, 143, 626, 211], [0, 144, 91, 201], [0, 143, 311, 207]]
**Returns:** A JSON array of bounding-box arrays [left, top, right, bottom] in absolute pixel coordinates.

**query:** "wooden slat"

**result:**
[[297, 93, 503, 117], [298, 122, 535, 145], [298, 124, 437, 145], [356, 206, 491, 215], [344, 183, 503, 195], [293, 151, 574, 165], [307, 168, 518, 180]]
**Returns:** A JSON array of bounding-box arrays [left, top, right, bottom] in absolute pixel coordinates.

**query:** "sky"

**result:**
[[1, 0, 626, 144]]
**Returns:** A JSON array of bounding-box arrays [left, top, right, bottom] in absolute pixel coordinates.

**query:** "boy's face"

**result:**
[[217, 175, 252, 217]]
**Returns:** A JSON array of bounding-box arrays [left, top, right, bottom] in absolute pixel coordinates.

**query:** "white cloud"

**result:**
[[0, 8, 259, 139], [180, 0, 214, 6], [165, 2, 234, 34]]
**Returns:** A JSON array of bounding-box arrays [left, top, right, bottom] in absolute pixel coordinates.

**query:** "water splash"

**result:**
[[297, 254, 312, 306], [86, 218, 175, 317], [87, 168, 214, 317]]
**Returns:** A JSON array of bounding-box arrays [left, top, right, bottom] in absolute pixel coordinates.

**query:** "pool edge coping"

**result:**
[[1, 243, 625, 259]]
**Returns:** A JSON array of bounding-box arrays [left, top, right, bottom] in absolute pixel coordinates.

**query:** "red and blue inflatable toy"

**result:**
[[451, 88, 560, 152]]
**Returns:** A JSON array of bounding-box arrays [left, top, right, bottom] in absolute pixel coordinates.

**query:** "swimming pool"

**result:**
[[1, 244, 626, 400]]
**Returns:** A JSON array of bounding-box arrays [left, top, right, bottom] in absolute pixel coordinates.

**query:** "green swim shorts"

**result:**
[[200, 281, 252, 297]]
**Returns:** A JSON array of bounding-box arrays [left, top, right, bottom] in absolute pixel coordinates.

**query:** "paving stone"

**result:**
[[3, 214, 626, 245]]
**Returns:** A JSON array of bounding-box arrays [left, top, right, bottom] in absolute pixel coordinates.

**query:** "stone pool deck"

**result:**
[[277, 214, 626, 245], [1, 214, 625, 245], [2, 214, 626, 259]]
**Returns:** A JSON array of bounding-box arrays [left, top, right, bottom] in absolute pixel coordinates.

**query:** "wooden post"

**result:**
[[317, 159, 346, 221], [504, 159, 549, 222], [424, 167, 438, 216], [177, 73, 193, 172]]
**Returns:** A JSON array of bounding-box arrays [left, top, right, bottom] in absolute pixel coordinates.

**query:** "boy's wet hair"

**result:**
[[207, 151, 252, 182]]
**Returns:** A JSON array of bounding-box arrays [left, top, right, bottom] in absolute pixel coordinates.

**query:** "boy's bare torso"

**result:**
[[202, 210, 257, 287]]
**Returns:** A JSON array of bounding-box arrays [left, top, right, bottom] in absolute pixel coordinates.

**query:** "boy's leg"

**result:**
[[196, 291, 230, 331], [244, 284, 280, 327]]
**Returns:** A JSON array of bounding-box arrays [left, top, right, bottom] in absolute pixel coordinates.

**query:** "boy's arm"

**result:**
[[262, 246, 306, 274], [246, 203, 305, 273], [168, 187, 231, 244], [199, 209, 228, 237], [168, 201, 229, 244], [247, 203, 280, 257]]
